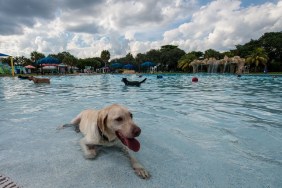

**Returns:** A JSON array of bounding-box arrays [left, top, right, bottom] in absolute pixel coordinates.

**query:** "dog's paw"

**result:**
[[134, 167, 150, 179], [84, 153, 96, 159], [84, 149, 97, 159]]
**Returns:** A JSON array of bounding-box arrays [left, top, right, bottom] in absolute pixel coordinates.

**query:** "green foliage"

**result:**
[[100, 50, 111, 63], [234, 32, 281, 72], [259, 32, 282, 62], [145, 49, 161, 65], [63, 56, 75, 66], [77, 58, 101, 70], [160, 46, 185, 71], [49, 52, 73, 64], [221, 51, 234, 58], [204, 49, 221, 59], [124, 53, 135, 63], [246, 47, 268, 72], [0, 57, 11, 64], [46, 51, 78, 71], [246, 48, 268, 66], [23, 57, 33, 66], [177, 52, 197, 71], [113, 53, 135, 64], [30, 51, 45, 62], [189, 51, 204, 59], [235, 39, 260, 58], [134, 53, 146, 71], [135, 53, 146, 64], [160, 45, 178, 52], [235, 32, 281, 62], [269, 60, 282, 72]]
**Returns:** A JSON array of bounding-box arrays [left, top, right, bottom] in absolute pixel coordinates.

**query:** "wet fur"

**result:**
[[28, 76, 50, 84], [121, 78, 147, 87], [18, 75, 30, 79], [58, 104, 150, 179]]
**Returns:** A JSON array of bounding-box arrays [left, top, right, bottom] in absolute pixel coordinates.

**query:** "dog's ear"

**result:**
[[97, 109, 108, 133]]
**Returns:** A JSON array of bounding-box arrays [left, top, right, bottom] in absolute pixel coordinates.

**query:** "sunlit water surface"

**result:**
[[0, 74, 281, 188]]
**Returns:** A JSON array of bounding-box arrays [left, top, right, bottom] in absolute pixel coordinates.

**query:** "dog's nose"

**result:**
[[132, 127, 141, 137]]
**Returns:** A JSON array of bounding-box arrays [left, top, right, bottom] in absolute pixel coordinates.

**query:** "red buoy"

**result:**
[[192, 77, 198, 82]]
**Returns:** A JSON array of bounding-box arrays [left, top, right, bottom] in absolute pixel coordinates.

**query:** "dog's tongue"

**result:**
[[116, 132, 140, 152]]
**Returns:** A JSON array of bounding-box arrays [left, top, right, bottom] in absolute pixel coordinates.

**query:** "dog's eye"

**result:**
[[115, 117, 123, 122], [130, 113, 133, 119]]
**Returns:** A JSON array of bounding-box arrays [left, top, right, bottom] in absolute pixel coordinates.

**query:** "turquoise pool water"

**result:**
[[0, 74, 281, 187]]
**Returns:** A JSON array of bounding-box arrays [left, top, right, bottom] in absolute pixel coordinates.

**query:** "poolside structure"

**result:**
[[190, 56, 246, 74], [0, 62, 11, 74], [0, 53, 14, 76], [141, 61, 157, 73]]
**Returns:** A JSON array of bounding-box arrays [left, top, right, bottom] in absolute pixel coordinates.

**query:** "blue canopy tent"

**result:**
[[110, 63, 123, 69], [36, 57, 60, 65], [0, 53, 9, 57], [0, 53, 14, 76], [123, 64, 134, 70], [141, 61, 156, 67], [36, 57, 60, 74], [141, 61, 156, 73]]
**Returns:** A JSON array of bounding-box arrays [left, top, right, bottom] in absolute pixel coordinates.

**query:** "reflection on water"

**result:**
[[0, 74, 282, 186]]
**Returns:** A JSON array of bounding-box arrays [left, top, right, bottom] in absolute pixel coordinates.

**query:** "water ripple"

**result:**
[[1, 74, 282, 170]]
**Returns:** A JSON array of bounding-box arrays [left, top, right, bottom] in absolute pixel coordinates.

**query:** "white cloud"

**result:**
[[0, 0, 281, 59], [124, 31, 135, 41], [162, 0, 282, 52]]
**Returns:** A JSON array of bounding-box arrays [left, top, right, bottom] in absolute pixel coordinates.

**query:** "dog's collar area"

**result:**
[[98, 125, 110, 142]]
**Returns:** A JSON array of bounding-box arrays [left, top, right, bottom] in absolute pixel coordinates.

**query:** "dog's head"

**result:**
[[28, 76, 34, 81], [121, 78, 127, 82], [97, 104, 141, 152]]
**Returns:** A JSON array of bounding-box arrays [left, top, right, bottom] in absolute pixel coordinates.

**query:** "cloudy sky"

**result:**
[[0, 0, 281, 59]]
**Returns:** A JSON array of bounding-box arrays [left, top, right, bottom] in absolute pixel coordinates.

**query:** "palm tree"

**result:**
[[63, 55, 77, 73], [135, 53, 146, 72], [100, 50, 110, 67], [30, 51, 45, 63], [177, 53, 197, 72], [246, 48, 268, 72], [30, 51, 45, 74]]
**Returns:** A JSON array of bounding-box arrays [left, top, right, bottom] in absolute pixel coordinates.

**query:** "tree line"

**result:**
[[3, 31, 281, 73]]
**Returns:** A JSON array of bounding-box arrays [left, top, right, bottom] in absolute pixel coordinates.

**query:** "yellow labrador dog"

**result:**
[[58, 104, 150, 179], [28, 76, 50, 84]]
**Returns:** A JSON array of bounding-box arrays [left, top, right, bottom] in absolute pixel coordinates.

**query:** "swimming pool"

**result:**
[[0, 74, 281, 187]]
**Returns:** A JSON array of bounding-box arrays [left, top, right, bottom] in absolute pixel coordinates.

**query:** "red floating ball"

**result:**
[[192, 77, 198, 82]]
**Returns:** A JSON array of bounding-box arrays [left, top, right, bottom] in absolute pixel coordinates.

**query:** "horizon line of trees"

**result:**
[[2, 31, 282, 73]]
